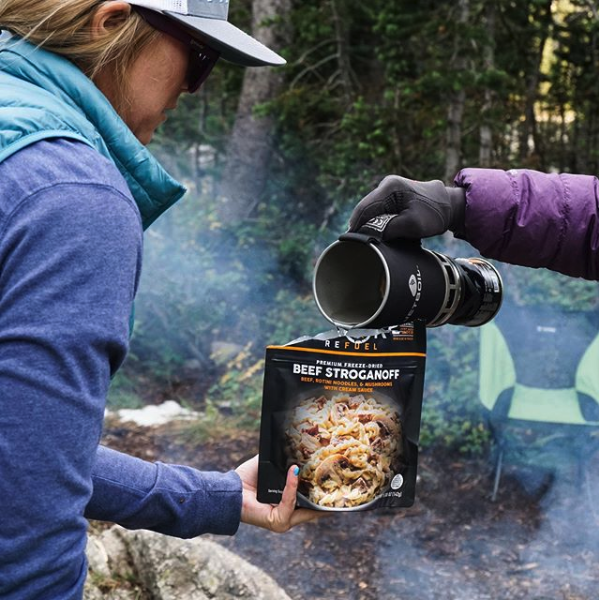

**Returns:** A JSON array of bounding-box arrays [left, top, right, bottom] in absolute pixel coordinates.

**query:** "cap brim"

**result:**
[[165, 13, 286, 67]]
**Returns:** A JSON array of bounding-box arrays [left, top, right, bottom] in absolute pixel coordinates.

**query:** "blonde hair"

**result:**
[[0, 0, 160, 110]]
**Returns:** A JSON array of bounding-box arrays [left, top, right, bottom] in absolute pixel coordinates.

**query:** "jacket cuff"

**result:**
[[446, 185, 466, 237], [177, 468, 243, 537], [153, 464, 243, 538]]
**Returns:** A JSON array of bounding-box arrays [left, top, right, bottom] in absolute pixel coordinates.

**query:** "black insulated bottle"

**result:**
[[313, 234, 503, 330]]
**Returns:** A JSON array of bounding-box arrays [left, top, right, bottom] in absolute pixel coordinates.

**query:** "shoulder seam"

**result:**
[[0, 131, 93, 163], [0, 181, 142, 244]]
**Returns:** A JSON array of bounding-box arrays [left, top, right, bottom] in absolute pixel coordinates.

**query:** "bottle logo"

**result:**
[[405, 266, 422, 321], [409, 274, 418, 297]]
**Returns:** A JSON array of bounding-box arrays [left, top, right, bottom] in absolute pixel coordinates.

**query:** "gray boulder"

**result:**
[[85, 526, 291, 600]]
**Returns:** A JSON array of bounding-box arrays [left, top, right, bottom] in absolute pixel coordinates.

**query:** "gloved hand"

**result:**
[[348, 175, 466, 240]]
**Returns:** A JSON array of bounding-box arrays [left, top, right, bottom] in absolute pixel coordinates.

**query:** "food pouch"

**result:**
[[257, 322, 426, 511]]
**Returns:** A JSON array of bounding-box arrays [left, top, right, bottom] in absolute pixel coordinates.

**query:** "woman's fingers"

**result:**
[[268, 465, 300, 532], [236, 458, 324, 533]]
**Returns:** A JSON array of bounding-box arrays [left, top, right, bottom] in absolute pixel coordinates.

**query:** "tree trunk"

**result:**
[[445, 90, 465, 183], [330, 0, 353, 105], [588, 7, 599, 174], [518, 0, 552, 168], [444, 0, 469, 184], [217, 0, 291, 222], [479, 3, 496, 168]]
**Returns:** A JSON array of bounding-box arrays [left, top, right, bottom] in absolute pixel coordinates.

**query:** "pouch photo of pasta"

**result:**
[[285, 392, 403, 508], [257, 322, 427, 511]]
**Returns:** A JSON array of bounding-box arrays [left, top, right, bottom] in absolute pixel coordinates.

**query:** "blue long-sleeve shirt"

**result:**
[[0, 138, 242, 599]]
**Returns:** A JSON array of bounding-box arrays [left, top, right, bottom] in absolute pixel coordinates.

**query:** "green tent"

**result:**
[[479, 302, 599, 499]]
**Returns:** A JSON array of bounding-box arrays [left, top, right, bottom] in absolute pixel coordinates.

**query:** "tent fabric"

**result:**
[[479, 304, 599, 427]]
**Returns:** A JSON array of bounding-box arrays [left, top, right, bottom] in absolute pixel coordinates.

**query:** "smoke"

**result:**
[[109, 150, 331, 409], [130, 193, 283, 367]]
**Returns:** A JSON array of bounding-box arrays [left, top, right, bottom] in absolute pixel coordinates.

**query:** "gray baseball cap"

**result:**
[[128, 0, 286, 67]]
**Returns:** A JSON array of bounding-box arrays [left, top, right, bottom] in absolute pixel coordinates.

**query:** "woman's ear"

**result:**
[[90, 1, 132, 39]]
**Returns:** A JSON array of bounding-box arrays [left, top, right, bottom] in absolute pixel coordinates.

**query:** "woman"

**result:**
[[0, 1, 314, 598], [349, 171, 599, 281]]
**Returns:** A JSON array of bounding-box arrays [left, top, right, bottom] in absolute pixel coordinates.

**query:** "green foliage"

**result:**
[[184, 347, 265, 441], [420, 325, 491, 456], [264, 290, 330, 345], [501, 263, 599, 310]]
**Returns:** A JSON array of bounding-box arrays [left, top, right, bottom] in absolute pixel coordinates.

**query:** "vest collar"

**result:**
[[0, 36, 186, 229]]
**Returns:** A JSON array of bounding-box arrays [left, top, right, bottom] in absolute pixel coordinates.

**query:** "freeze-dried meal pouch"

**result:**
[[257, 322, 426, 511]]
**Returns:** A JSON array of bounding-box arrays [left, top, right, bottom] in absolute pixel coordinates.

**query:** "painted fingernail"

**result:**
[[293, 466, 300, 476]]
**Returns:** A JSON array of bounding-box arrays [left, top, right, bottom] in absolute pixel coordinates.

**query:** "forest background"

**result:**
[[109, 0, 599, 456]]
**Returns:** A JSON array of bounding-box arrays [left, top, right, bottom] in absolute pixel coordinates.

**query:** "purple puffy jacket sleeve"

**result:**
[[454, 168, 599, 280]]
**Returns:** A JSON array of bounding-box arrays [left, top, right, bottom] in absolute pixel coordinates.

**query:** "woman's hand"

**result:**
[[235, 455, 321, 533]]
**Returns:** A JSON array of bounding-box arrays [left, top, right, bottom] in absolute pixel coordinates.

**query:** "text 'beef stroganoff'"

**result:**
[[257, 322, 427, 511], [285, 393, 402, 508]]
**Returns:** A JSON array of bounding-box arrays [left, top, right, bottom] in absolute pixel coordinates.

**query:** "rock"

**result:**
[[123, 529, 292, 600], [85, 526, 291, 600], [85, 527, 143, 600], [98, 527, 130, 574], [86, 535, 110, 578], [83, 581, 105, 600]]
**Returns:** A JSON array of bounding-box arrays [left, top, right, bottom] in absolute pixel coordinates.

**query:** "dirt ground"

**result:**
[[99, 420, 599, 600]]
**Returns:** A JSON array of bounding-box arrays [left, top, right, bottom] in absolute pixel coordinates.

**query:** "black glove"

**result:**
[[348, 175, 466, 240]]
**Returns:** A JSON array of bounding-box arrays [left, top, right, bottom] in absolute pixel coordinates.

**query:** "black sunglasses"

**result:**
[[134, 6, 220, 93]]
